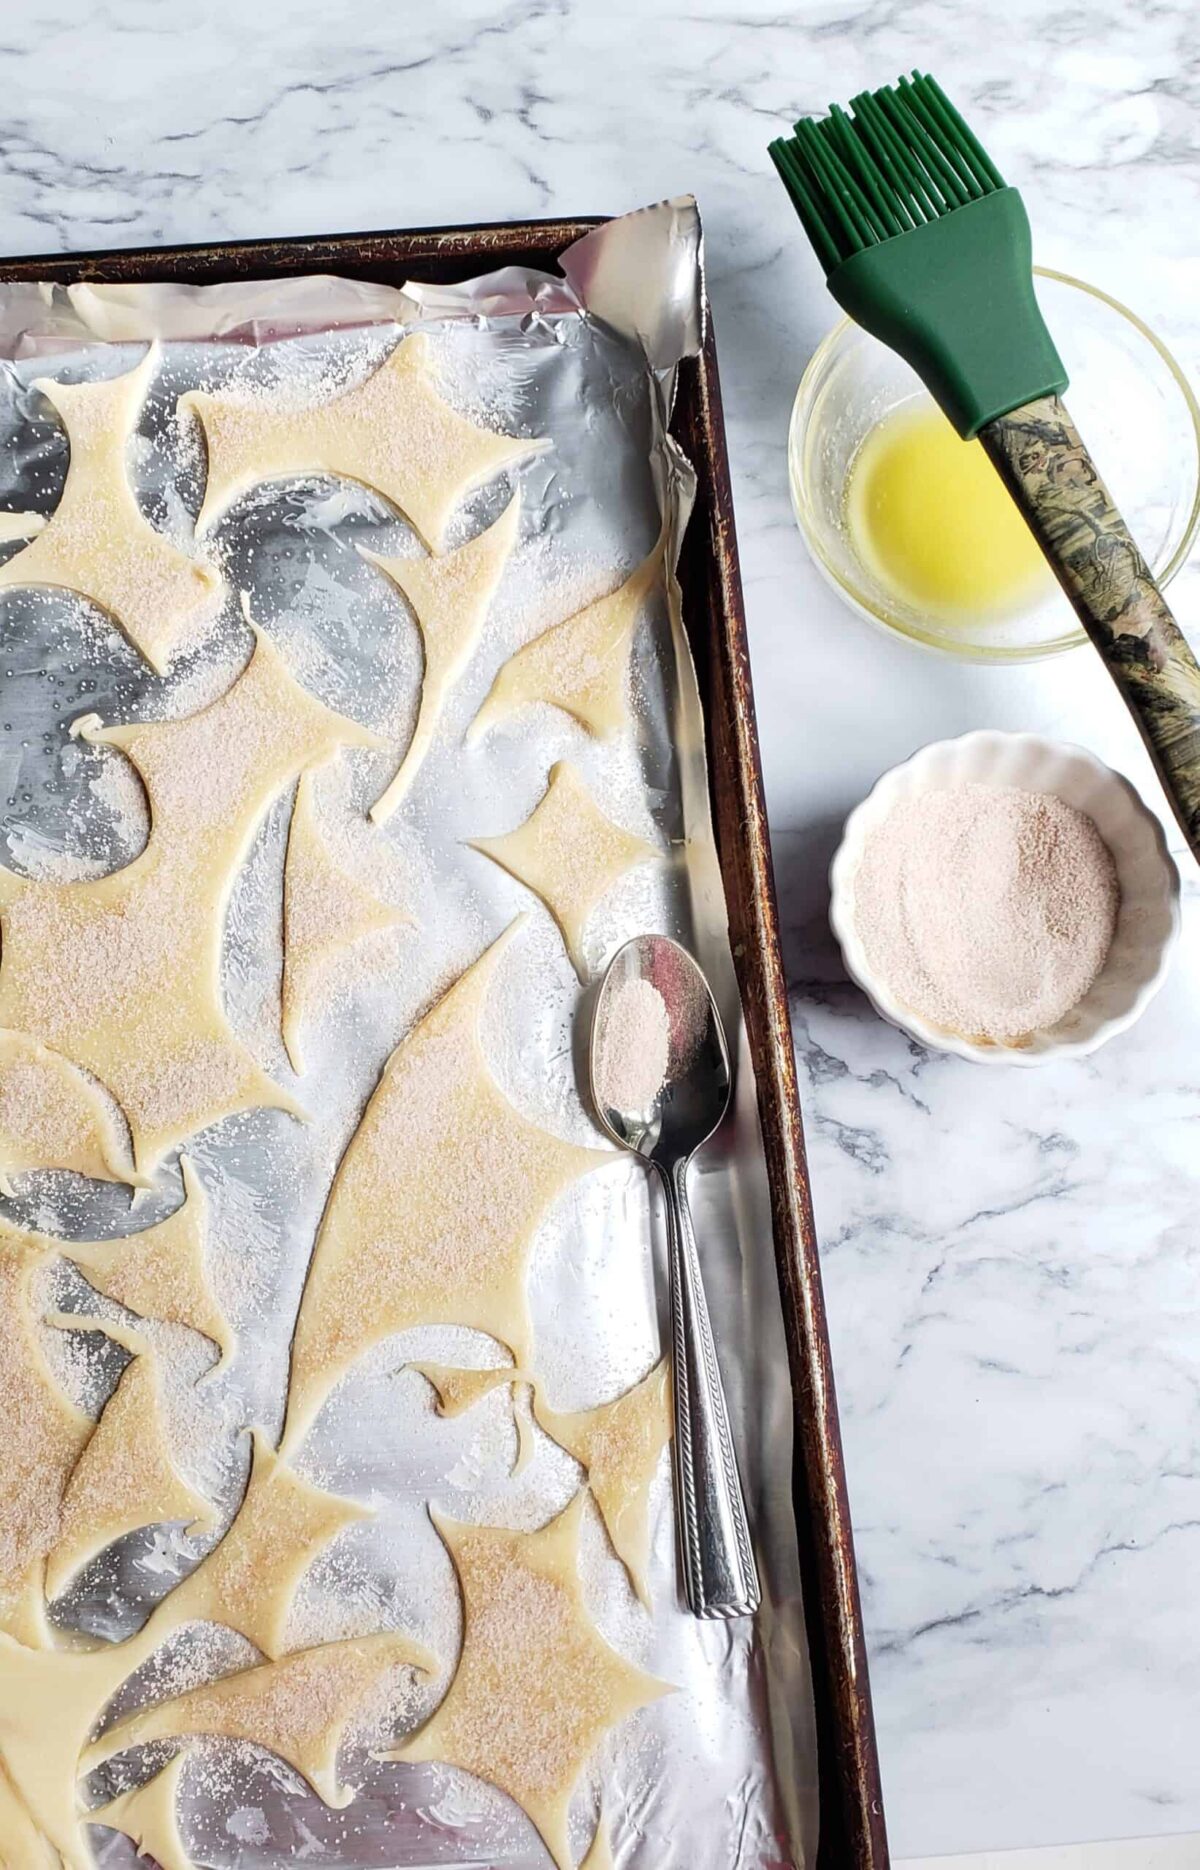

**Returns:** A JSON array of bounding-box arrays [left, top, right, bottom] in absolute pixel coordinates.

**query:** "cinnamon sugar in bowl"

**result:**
[[829, 732, 1180, 1064]]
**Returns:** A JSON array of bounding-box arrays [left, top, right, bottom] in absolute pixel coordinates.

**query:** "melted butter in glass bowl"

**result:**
[[789, 269, 1200, 662]]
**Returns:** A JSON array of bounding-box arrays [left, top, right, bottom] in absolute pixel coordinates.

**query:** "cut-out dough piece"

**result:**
[[512, 1381, 537, 1478], [412, 1361, 534, 1478], [0, 346, 221, 673], [389, 1495, 669, 1870], [0, 1030, 138, 1196], [411, 1361, 519, 1418], [44, 1349, 215, 1602], [0, 1755, 59, 1869], [581, 1813, 615, 1870], [65, 1155, 234, 1368], [363, 494, 520, 821], [87, 1632, 431, 1809], [0, 1599, 182, 1869], [0, 1444, 368, 1863], [471, 761, 659, 980], [162, 1430, 367, 1661], [281, 920, 608, 1454], [88, 1750, 193, 1870], [43, 1309, 147, 1358], [0, 1232, 92, 1646], [0, 511, 46, 543], [282, 769, 405, 1074], [0, 627, 378, 1180], [468, 535, 664, 745], [533, 1359, 672, 1606], [182, 332, 543, 551]]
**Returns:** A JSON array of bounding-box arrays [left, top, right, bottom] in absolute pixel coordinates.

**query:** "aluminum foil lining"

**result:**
[[0, 198, 816, 1869]]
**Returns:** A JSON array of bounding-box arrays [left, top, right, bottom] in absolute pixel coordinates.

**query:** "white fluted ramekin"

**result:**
[[829, 731, 1181, 1065]]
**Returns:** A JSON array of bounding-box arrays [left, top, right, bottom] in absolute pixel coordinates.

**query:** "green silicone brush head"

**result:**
[[769, 73, 1068, 437]]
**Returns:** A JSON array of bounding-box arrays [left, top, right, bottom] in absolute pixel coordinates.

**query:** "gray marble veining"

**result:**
[[1, 0, 1198, 1857]]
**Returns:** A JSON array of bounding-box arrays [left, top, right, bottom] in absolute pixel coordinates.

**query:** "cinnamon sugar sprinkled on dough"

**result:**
[[0, 632, 372, 1174], [472, 763, 659, 980], [454, 1561, 584, 1789], [88, 750, 149, 841], [0, 1245, 89, 1622], [280, 929, 605, 1449], [0, 311, 695, 1859], [93, 1632, 427, 1803], [0, 1046, 126, 1180], [184, 333, 541, 551], [396, 1500, 667, 1870], [100, 1619, 259, 1732], [0, 354, 222, 673]]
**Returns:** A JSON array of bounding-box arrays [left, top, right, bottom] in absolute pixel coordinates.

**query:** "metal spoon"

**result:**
[[590, 934, 760, 1620]]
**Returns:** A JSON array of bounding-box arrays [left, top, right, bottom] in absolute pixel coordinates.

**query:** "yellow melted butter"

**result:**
[[846, 399, 1054, 623]]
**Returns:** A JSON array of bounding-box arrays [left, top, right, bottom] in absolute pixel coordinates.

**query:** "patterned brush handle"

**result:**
[[980, 394, 1200, 865]]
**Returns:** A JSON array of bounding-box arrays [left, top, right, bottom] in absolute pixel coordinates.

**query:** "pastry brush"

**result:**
[[770, 72, 1200, 866]]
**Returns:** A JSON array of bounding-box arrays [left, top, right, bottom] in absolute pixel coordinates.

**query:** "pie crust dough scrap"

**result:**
[[0, 1441, 370, 1862], [87, 1749, 193, 1870], [282, 769, 406, 1074], [362, 494, 520, 822], [0, 1755, 59, 1869], [581, 1812, 615, 1870], [0, 1232, 92, 1647], [412, 1361, 535, 1477], [468, 533, 665, 746], [182, 332, 544, 552], [512, 1381, 538, 1478], [161, 1430, 368, 1661], [471, 761, 660, 980], [533, 1359, 672, 1607], [0, 626, 379, 1181], [44, 1350, 216, 1603], [0, 1624, 166, 1867], [65, 1155, 234, 1370], [86, 1632, 432, 1809], [411, 1361, 521, 1419], [0, 346, 222, 674], [0, 511, 46, 543], [281, 919, 608, 1455], [43, 1310, 147, 1358], [388, 1495, 670, 1870], [0, 1030, 138, 1197]]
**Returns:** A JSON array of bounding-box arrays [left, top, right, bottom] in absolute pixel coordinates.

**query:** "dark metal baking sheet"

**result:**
[[0, 215, 889, 1870]]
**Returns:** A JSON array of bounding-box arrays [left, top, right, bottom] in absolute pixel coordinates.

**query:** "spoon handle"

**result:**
[[661, 1155, 761, 1620]]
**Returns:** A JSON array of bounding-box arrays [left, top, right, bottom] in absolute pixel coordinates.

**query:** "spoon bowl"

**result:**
[[591, 933, 731, 1163]]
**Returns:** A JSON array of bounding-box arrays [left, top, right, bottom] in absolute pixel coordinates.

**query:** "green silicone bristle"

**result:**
[[767, 74, 1004, 268], [769, 72, 1068, 437]]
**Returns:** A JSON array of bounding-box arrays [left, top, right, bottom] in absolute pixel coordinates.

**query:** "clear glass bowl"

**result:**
[[788, 268, 1200, 661]]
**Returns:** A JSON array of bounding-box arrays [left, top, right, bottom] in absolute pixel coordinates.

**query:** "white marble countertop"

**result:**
[[2, 1, 1197, 1860]]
